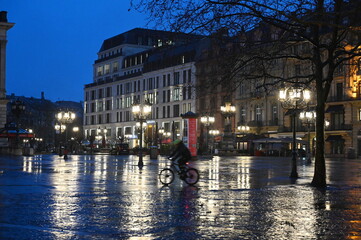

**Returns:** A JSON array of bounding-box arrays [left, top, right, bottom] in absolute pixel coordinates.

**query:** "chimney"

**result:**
[[0, 11, 8, 23], [41, 91, 45, 100]]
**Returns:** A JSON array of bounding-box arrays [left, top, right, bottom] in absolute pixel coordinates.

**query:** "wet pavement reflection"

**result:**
[[0, 154, 361, 239]]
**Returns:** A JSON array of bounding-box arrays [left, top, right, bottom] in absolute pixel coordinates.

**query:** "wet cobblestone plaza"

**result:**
[[1, 154, 361, 239]]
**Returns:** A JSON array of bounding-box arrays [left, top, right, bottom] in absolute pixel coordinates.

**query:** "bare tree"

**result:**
[[132, 0, 361, 187]]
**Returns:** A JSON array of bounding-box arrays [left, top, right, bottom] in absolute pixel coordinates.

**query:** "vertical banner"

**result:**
[[181, 111, 198, 157], [188, 117, 197, 156]]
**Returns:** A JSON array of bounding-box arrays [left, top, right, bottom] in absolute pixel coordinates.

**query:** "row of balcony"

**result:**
[[239, 91, 361, 103], [240, 120, 352, 132]]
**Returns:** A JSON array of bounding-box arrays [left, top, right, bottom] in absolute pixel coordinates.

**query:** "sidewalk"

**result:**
[[0, 154, 361, 239]]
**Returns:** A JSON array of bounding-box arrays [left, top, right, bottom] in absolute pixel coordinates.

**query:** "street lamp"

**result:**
[[279, 83, 311, 178], [11, 99, 25, 151], [97, 127, 108, 148], [299, 109, 316, 162], [237, 125, 250, 153], [55, 123, 66, 133], [200, 114, 215, 154], [132, 100, 152, 167], [220, 102, 236, 133], [209, 129, 220, 154], [55, 110, 76, 159], [158, 127, 165, 153]]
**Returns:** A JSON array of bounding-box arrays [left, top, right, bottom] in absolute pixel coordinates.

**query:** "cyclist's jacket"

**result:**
[[170, 142, 192, 162]]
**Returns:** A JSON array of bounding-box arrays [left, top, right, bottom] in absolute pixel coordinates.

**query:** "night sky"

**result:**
[[2, 0, 147, 102]]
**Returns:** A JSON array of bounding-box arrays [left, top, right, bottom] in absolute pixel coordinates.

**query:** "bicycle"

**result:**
[[159, 158, 200, 186]]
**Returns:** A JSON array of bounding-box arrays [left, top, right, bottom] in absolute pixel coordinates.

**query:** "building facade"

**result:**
[[84, 27, 361, 158], [83, 29, 201, 148]]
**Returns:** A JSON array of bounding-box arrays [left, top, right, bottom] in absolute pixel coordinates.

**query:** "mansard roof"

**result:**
[[99, 28, 201, 52]]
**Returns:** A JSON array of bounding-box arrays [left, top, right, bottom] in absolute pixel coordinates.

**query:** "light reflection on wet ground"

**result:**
[[0, 154, 361, 239]]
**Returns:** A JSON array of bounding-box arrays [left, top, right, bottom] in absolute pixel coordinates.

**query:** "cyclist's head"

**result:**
[[172, 139, 182, 145]]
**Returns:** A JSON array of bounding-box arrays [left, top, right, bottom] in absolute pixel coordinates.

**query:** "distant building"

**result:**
[[5, 92, 83, 149]]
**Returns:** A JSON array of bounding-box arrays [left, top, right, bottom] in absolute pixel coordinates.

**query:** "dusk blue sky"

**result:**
[[2, 0, 148, 102]]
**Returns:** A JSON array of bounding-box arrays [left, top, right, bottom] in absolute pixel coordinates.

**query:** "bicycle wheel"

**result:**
[[184, 168, 199, 185], [159, 168, 175, 185]]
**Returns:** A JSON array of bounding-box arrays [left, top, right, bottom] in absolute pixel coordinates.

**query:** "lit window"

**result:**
[[97, 66, 103, 76], [105, 64, 110, 74], [113, 62, 118, 72], [174, 88, 180, 101]]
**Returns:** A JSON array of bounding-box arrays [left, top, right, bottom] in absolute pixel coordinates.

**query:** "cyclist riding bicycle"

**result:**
[[169, 139, 192, 176]]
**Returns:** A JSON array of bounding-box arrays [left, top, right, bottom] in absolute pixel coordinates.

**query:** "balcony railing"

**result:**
[[327, 95, 361, 102], [247, 120, 278, 127], [248, 120, 263, 127], [326, 124, 352, 131]]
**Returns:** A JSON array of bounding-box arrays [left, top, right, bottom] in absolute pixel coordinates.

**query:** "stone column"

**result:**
[[0, 11, 15, 148]]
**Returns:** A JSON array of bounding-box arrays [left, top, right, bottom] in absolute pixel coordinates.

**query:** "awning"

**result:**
[[252, 137, 306, 144], [326, 135, 344, 141], [236, 134, 265, 141], [0, 128, 35, 138], [325, 105, 344, 113]]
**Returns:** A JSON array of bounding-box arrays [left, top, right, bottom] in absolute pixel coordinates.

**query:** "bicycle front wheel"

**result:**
[[159, 168, 175, 185], [184, 168, 199, 185]]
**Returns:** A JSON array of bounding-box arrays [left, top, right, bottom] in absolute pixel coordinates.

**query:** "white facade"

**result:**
[[83, 29, 197, 147]]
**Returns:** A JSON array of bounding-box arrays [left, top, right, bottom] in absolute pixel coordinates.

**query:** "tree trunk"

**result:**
[[311, 89, 326, 188]]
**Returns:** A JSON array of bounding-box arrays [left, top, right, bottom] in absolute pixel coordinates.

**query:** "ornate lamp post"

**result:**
[[158, 127, 164, 153], [201, 114, 215, 154], [220, 102, 236, 133], [279, 83, 311, 178], [220, 102, 236, 151], [299, 109, 316, 163], [55, 110, 76, 159], [97, 127, 108, 148], [11, 99, 25, 151], [209, 129, 220, 154], [132, 100, 152, 167], [237, 125, 250, 152]]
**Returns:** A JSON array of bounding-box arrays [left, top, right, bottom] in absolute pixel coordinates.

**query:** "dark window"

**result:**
[[106, 100, 112, 111], [91, 103, 95, 112], [163, 75, 166, 87], [336, 83, 343, 101], [183, 87, 187, 100], [106, 87, 112, 97], [173, 105, 180, 117], [167, 90, 171, 102], [174, 72, 180, 85]]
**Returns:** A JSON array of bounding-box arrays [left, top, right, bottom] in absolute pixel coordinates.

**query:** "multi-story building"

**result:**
[[83, 28, 203, 148], [229, 25, 361, 158], [84, 26, 361, 158]]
